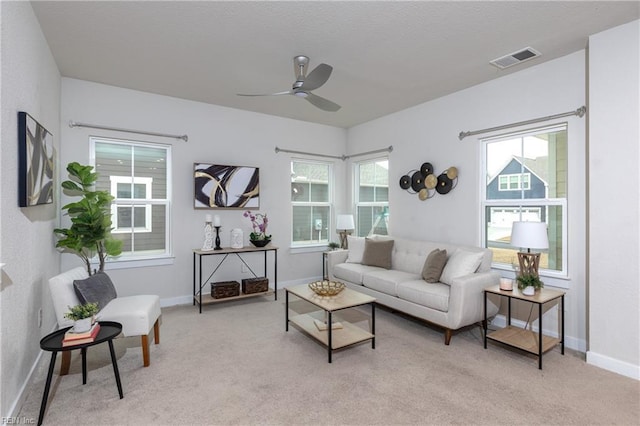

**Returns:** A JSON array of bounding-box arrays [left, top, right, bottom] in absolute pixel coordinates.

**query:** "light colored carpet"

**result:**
[[18, 291, 639, 425]]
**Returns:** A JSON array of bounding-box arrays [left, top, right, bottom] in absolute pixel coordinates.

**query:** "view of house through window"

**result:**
[[92, 137, 171, 260], [355, 158, 389, 236], [291, 160, 332, 246], [482, 124, 567, 274]]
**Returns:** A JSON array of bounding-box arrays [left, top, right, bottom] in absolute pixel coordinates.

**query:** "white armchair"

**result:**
[[48, 267, 161, 374]]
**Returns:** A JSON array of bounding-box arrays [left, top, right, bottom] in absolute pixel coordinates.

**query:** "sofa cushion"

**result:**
[[73, 272, 118, 312], [397, 280, 450, 312], [346, 236, 366, 263], [439, 248, 484, 285], [361, 238, 394, 269], [363, 269, 419, 297], [422, 248, 448, 283], [333, 263, 381, 285]]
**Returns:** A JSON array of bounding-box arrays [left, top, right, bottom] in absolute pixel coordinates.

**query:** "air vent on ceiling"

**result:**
[[490, 47, 541, 69]]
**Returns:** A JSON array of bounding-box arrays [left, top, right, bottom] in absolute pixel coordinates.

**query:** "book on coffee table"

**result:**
[[313, 319, 343, 331]]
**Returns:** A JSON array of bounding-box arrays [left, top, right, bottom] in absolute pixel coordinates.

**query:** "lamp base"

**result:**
[[338, 230, 353, 249], [517, 252, 541, 277]]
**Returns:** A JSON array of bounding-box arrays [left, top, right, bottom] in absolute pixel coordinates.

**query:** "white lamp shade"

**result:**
[[510, 221, 549, 250], [336, 214, 355, 230]]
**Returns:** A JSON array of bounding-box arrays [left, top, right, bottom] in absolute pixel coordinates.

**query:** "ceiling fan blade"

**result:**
[[237, 90, 293, 97], [300, 63, 333, 91], [305, 92, 341, 112]]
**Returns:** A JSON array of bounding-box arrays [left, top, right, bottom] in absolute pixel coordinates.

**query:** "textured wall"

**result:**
[[0, 1, 61, 418]]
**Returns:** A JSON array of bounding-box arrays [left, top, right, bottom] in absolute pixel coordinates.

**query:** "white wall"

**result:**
[[0, 1, 61, 418], [348, 52, 588, 351], [60, 79, 348, 303], [587, 20, 640, 379]]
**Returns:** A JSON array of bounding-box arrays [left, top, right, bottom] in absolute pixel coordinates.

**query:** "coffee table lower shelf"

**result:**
[[289, 313, 374, 350], [487, 326, 561, 354], [194, 290, 274, 306]]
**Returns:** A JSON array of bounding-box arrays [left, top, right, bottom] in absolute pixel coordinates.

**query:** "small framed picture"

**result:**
[[18, 112, 54, 207]]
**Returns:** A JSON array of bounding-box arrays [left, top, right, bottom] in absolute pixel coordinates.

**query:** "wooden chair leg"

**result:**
[[60, 351, 71, 376], [141, 335, 150, 367], [444, 329, 452, 345], [153, 319, 160, 345]]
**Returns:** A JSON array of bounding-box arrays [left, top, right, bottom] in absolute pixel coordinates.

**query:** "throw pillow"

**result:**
[[361, 238, 395, 269], [422, 248, 448, 283], [439, 249, 484, 285], [345, 236, 366, 263], [73, 272, 118, 312]]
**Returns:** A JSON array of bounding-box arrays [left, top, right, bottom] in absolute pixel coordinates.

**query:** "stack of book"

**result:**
[[62, 322, 101, 347]]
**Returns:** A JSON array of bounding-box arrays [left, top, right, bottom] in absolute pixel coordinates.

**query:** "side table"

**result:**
[[484, 285, 565, 369], [38, 321, 123, 426]]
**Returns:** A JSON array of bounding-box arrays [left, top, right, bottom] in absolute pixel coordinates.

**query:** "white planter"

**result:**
[[73, 317, 93, 333]]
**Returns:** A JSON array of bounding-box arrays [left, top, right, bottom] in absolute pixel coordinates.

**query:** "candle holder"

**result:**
[[214, 226, 222, 250]]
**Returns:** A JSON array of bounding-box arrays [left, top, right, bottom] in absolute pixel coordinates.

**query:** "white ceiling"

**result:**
[[31, 1, 639, 129]]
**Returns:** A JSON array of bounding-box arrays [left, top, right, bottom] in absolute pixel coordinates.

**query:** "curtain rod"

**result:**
[[275, 145, 393, 161], [69, 120, 188, 142], [458, 106, 586, 140]]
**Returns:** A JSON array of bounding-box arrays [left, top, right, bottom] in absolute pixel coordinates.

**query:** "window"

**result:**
[[291, 160, 332, 247], [355, 158, 389, 237], [482, 124, 567, 275], [91, 137, 171, 261]]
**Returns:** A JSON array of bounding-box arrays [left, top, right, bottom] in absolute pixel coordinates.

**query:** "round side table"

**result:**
[[38, 321, 123, 426]]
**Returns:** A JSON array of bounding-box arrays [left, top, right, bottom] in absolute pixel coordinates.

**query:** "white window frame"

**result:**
[[90, 137, 173, 268], [109, 176, 153, 233], [354, 157, 389, 237], [290, 158, 333, 249], [480, 124, 568, 278]]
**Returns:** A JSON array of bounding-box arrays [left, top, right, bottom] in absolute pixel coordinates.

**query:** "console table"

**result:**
[[193, 245, 278, 313], [484, 285, 565, 369]]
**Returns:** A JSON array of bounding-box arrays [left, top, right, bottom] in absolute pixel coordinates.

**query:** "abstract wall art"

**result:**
[[194, 163, 259, 209], [18, 112, 54, 207]]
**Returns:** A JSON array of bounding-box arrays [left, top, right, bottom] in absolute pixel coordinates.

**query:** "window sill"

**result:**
[[289, 245, 328, 254], [95, 256, 175, 270]]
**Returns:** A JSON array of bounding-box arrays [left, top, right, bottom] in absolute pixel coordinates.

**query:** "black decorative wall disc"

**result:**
[[411, 171, 425, 192], [436, 173, 453, 194], [420, 162, 433, 177], [399, 175, 411, 189]]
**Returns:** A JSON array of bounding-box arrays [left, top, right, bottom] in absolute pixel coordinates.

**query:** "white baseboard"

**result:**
[[586, 351, 640, 380], [489, 314, 586, 352]]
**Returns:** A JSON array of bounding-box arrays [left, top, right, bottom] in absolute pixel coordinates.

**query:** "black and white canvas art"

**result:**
[[194, 163, 259, 209], [18, 112, 54, 207]]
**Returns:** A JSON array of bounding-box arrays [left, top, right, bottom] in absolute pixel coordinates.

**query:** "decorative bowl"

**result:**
[[308, 280, 345, 296], [250, 239, 271, 247]]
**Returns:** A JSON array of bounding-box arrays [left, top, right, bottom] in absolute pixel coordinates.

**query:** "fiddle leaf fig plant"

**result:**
[[54, 162, 123, 276]]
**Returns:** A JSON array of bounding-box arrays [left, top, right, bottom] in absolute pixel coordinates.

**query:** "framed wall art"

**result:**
[[194, 163, 259, 209], [18, 112, 54, 207]]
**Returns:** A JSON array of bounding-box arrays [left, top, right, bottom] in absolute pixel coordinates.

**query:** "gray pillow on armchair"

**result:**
[[73, 272, 118, 312]]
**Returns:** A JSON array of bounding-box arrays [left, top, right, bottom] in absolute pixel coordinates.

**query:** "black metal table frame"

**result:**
[[38, 321, 123, 426], [193, 246, 278, 313], [285, 290, 376, 363], [484, 290, 564, 369]]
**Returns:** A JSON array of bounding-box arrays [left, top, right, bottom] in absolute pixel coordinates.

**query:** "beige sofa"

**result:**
[[326, 236, 500, 344]]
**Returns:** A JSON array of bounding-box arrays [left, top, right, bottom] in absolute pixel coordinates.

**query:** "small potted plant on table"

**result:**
[[64, 302, 99, 333], [516, 274, 544, 295]]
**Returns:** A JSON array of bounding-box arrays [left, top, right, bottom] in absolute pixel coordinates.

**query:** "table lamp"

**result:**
[[510, 221, 549, 278], [336, 214, 355, 249]]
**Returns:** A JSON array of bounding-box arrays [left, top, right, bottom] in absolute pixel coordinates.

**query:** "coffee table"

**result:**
[[285, 283, 376, 363]]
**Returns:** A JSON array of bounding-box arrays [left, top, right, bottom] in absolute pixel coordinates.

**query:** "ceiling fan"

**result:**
[[237, 55, 341, 112]]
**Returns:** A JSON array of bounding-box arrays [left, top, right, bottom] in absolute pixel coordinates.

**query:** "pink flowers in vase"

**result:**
[[244, 211, 271, 240]]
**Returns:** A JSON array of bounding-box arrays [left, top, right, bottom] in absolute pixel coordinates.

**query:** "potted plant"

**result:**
[[244, 211, 271, 247], [64, 302, 99, 332], [516, 273, 544, 294], [327, 242, 340, 251], [54, 162, 123, 276]]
